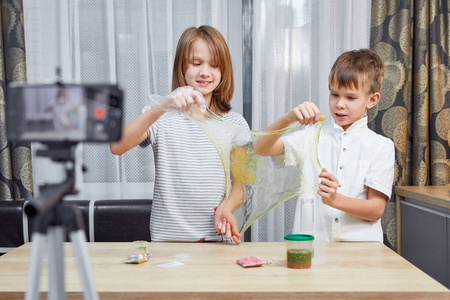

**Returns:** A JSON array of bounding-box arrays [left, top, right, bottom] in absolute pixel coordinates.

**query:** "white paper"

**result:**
[[157, 261, 185, 268]]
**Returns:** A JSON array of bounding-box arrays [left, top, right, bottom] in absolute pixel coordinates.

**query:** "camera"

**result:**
[[6, 83, 123, 142]]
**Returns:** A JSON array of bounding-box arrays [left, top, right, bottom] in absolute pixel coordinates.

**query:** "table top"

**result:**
[[395, 185, 450, 209], [0, 241, 448, 299]]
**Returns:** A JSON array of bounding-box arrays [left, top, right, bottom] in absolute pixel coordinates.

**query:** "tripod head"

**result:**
[[24, 142, 79, 218]]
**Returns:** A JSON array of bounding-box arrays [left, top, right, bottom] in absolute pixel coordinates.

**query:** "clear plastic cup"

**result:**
[[133, 240, 147, 253], [312, 231, 326, 265], [300, 198, 314, 232], [284, 234, 314, 269]]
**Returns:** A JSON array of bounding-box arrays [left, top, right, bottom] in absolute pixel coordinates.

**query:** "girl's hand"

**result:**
[[286, 101, 325, 125], [318, 168, 339, 207], [160, 86, 206, 113], [214, 203, 241, 244]]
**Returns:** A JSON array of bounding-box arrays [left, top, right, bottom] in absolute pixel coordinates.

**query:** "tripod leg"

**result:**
[[25, 233, 46, 300], [70, 230, 99, 300], [47, 226, 66, 300]]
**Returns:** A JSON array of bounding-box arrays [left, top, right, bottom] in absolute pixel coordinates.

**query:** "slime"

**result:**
[[186, 107, 323, 235]]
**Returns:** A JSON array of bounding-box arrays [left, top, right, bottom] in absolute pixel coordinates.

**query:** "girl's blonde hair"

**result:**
[[329, 49, 385, 95], [172, 25, 234, 115]]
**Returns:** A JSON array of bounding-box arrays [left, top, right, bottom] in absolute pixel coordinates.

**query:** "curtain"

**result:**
[[23, 0, 229, 201], [0, 0, 33, 201], [249, 0, 373, 242], [370, 0, 450, 250]]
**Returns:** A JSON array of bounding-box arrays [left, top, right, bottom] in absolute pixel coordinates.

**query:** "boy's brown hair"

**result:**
[[329, 49, 385, 95], [172, 25, 233, 115]]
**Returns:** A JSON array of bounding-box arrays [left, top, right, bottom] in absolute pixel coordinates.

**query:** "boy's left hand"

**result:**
[[318, 168, 339, 206], [214, 204, 241, 244]]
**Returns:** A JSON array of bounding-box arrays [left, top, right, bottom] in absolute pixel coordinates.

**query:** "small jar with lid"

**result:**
[[284, 234, 314, 269]]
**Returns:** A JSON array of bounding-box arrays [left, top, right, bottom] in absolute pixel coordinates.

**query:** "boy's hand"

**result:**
[[214, 203, 242, 244], [160, 86, 206, 113], [286, 101, 325, 125], [318, 168, 339, 206]]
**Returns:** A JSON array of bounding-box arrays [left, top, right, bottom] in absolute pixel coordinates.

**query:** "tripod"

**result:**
[[24, 143, 98, 300]]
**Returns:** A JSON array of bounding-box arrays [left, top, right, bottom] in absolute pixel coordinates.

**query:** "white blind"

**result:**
[[23, 0, 234, 200], [249, 0, 372, 242]]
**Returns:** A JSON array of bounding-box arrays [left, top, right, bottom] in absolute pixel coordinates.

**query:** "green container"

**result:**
[[284, 234, 314, 269]]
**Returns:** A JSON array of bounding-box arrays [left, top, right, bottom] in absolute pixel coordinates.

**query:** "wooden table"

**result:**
[[0, 242, 448, 299], [395, 185, 450, 253]]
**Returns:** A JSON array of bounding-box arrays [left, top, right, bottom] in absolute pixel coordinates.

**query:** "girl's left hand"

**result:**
[[214, 204, 241, 244]]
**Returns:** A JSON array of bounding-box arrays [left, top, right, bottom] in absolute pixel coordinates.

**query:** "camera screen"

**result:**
[[6, 83, 123, 142]]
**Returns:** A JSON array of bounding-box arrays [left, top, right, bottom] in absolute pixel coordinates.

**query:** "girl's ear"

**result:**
[[367, 92, 381, 109]]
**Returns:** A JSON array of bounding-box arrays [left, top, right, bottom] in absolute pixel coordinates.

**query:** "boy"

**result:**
[[253, 49, 395, 242]]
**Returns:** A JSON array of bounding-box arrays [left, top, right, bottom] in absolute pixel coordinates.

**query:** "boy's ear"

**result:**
[[367, 92, 381, 109]]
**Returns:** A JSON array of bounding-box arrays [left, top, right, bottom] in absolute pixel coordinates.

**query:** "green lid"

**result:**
[[284, 234, 314, 241]]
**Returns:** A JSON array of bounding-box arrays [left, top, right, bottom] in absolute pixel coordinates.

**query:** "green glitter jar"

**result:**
[[284, 234, 314, 269]]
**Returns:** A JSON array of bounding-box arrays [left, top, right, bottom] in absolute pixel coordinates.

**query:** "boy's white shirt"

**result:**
[[281, 117, 395, 242]]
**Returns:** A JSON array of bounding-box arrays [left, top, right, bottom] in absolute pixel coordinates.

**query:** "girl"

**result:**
[[110, 25, 248, 244]]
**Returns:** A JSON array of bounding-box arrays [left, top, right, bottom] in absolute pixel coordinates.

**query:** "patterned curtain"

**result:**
[[369, 0, 450, 250], [0, 0, 33, 201]]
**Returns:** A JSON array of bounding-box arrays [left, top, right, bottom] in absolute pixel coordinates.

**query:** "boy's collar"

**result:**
[[332, 117, 368, 133]]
